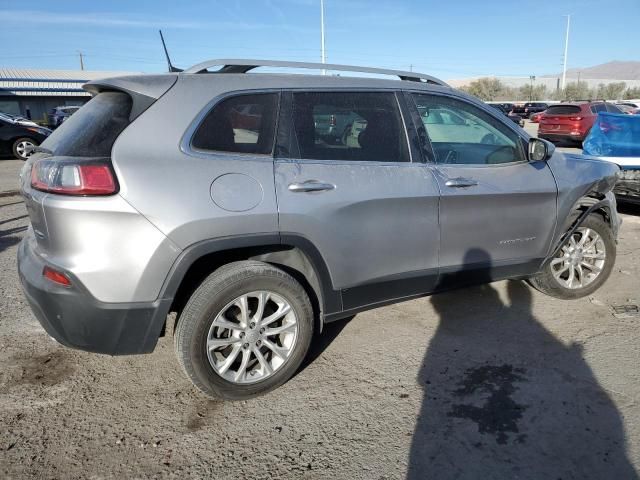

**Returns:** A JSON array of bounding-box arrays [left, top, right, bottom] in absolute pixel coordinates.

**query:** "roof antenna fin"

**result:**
[[159, 30, 182, 72]]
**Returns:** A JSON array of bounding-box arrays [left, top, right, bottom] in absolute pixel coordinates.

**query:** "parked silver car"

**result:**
[[18, 60, 620, 400]]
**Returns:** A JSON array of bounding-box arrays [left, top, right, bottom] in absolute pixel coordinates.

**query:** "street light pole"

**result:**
[[320, 0, 326, 75], [561, 14, 570, 91], [529, 75, 535, 101]]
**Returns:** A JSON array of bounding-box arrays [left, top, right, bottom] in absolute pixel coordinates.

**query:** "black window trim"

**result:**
[[181, 88, 282, 160], [275, 88, 415, 166], [405, 90, 530, 168]]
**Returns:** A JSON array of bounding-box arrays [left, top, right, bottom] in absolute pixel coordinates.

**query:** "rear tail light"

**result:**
[[329, 114, 337, 127], [568, 116, 583, 121], [30, 159, 117, 195], [43, 266, 71, 287]]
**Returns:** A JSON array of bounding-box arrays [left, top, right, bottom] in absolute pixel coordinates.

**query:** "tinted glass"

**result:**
[[546, 105, 581, 115], [592, 103, 607, 113], [192, 93, 278, 155], [291, 92, 409, 162], [42, 92, 131, 157], [605, 103, 622, 113], [412, 93, 524, 165]]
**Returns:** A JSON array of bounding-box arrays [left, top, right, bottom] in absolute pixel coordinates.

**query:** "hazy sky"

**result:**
[[1, 0, 638, 79]]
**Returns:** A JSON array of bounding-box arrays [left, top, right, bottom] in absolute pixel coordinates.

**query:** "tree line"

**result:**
[[459, 77, 640, 102]]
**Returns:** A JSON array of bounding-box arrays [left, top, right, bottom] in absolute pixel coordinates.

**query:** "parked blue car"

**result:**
[[583, 112, 640, 204]]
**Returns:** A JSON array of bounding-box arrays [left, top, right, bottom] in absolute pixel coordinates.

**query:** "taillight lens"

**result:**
[[568, 116, 583, 121], [30, 159, 117, 195], [43, 266, 71, 287]]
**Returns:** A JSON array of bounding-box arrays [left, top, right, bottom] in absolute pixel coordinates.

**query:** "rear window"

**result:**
[[545, 105, 581, 115], [42, 92, 132, 156], [192, 93, 278, 155]]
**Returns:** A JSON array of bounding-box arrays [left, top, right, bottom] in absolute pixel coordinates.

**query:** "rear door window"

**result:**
[[42, 92, 132, 156], [591, 103, 607, 113], [605, 103, 622, 113], [192, 93, 278, 155], [290, 91, 409, 162]]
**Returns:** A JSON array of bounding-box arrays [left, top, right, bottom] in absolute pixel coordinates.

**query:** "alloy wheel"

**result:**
[[206, 291, 298, 384], [550, 227, 606, 289], [16, 140, 35, 159]]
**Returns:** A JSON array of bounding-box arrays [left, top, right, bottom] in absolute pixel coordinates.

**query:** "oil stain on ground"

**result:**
[[447, 364, 528, 445], [10, 351, 74, 387], [185, 399, 224, 432]]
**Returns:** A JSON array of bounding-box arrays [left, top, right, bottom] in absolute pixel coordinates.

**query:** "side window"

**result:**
[[592, 103, 607, 113], [192, 93, 278, 155], [606, 103, 622, 113], [291, 91, 409, 162], [411, 93, 525, 165]]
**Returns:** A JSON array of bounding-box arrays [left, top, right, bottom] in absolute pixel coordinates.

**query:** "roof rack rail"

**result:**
[[182, 59, 449, 86]]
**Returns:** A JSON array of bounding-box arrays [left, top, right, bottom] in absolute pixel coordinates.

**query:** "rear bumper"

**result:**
[[539, 132, 585, 143], [17, 235, 171, 355]]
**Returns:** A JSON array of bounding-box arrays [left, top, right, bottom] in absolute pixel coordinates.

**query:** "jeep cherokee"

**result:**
[[18, 59, 620, 400]]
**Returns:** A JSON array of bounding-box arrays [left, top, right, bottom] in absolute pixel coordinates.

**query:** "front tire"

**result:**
[[529, 215, 615, 299], [12, 137, 38, 160], [174, 261, 314, 400]]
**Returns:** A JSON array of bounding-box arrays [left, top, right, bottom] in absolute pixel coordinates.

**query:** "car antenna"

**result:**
[[159, 30, 183, 73]]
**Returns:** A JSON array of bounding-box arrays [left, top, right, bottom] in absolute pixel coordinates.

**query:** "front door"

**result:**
[[409, 92, 558, 280], [275, 91, 440, 312]]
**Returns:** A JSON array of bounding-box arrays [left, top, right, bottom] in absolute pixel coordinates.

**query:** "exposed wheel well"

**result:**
[[167, 245, 324, 336], [576, 193, 612, 227]]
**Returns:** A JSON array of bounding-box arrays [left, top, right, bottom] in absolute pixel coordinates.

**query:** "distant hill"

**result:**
[[549, 61, 640, 80], [448, 61, 640, 90]]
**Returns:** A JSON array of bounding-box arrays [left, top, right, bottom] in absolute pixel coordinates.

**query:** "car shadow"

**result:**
[[0, 233, 22, 254], [407, 249, 638, 479], [296, 315, 354, 376]]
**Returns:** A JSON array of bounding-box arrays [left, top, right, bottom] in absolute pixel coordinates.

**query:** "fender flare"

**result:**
[[146, 233, 341, 342]]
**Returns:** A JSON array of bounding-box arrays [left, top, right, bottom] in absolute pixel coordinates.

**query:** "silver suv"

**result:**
[[18, 60, 620, 400]]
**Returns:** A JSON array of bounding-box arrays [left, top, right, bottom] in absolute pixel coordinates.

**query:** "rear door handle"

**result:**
[[288, 181, 336, 193], [444, 177, 478, 188]]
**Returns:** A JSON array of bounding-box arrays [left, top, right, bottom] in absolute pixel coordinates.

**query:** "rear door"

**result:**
[[408, 92, 558, 279], [274, 91, 440, 311]]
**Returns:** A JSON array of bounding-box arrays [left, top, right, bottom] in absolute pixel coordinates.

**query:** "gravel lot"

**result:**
[[1, 144, 640, 479], [0, 159, 22, 195]]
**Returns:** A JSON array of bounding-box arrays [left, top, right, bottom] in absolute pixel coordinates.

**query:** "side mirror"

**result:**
[[528, 138, 554, 162]]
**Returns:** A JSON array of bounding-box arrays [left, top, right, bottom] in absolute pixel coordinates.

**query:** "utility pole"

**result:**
[[561, 14, 570, 91], [320, 0, 326, 75], [529, 75, 535, 101], [78, 51, 84, 71], [409, 64, 413, 72]]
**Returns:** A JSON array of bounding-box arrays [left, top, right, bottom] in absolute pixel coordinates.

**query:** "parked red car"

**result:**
[[538, 101, 623, 145], [530, 111, 545, 123]]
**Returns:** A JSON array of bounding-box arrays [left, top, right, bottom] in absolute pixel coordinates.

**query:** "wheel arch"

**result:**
[[161, 234, 340, 337], [548, 191, 615, 262]]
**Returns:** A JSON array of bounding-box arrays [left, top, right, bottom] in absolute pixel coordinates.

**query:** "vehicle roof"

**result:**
[[87, 71, 455, 100]]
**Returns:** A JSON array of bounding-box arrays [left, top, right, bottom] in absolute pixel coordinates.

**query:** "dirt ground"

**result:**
[[1, 189, 640, 478]]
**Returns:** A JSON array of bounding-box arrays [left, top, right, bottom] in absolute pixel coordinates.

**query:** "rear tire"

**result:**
[[174, 261, 314, 400], [12, 137, 38, 160], [528, 215, 615, 299]]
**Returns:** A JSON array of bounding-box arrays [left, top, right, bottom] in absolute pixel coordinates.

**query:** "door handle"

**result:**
[[288, 181, 336, 193], [444, 177, 478, 188]]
